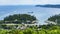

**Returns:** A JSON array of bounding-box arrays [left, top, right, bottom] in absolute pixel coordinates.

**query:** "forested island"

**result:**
[[0, 14, 36, 24], [36, 4, 60, 8]]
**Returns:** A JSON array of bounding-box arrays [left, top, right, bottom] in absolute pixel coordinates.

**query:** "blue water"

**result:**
[[0, 5, 60, 25]]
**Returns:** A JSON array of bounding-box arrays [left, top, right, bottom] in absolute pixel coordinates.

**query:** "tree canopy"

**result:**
[[48, 14, 60, 24], [3, 14, 37, 24]]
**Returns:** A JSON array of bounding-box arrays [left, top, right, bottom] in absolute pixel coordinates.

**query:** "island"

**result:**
[[36, 4, 60, 8]]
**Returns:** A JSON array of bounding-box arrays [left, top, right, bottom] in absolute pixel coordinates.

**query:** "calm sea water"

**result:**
[[0, 5, 60, 25]]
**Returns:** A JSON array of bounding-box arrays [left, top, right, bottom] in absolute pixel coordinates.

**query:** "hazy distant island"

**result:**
[[36, 4, 60, 8]]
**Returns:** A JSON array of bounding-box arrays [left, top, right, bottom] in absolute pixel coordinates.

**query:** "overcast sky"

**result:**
[[0, 0, 60, 5]]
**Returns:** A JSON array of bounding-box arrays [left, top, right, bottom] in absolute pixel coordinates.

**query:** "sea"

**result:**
[[0, 5, 60, 25]]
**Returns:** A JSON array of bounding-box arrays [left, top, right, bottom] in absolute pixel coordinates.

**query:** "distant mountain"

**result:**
[[36, 4, 60, 8]]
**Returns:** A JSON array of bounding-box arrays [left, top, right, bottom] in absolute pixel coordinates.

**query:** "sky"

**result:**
[[0, 0, 60, 5]]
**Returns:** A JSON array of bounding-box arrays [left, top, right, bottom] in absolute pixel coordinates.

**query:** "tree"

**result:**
[[3, 14, 37, 24], [47, 14, 60, 25]]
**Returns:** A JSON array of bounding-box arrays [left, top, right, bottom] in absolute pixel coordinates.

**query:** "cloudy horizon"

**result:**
[[0, 0, 60, 5]]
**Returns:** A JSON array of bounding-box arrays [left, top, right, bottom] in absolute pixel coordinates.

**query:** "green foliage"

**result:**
[[0, 20, 4, 24], [0, 14, 37, 24], [0, 29, 60, 34], [0, 25, 60, 34], [48, 14, 60, 24]]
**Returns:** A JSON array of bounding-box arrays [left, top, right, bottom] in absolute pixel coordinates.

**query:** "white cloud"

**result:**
[[0, 0, 34, 5], [0, 0, 60, 5]]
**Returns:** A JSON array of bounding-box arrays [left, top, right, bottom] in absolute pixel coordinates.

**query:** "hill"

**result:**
[[36, 4, 60, 8], [0, 14, 37, 24]]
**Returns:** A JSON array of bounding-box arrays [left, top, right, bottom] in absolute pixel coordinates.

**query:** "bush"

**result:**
[[0, 25, 60, 34]]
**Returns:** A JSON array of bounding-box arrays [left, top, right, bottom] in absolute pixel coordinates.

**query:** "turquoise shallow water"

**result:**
[[0, 5, 60, 25]]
